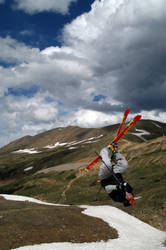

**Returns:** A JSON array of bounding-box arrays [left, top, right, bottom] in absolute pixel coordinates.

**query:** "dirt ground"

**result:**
[[0, 197, 118, 250], [37, 162, 90, 173]]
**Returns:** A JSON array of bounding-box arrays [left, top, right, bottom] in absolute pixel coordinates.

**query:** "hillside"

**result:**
[[0, 119, 166, 154], [0, 119, 166, 249], [0, 194, 165, 250], [0, 119, 165, 180]]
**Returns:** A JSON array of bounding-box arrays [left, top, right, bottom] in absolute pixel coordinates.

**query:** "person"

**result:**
[[98, 142, 134, 206]]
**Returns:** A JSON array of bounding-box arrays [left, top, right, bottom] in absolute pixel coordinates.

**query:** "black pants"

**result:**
[[100, 173, 133, 206]]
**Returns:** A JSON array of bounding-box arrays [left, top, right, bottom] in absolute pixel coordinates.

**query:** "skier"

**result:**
[[99, 142, 134, 206]]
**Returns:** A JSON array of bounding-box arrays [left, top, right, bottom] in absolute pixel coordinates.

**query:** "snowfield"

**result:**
[[131, 129, 150, 141], [13, 148, 41, 154], [0, 194, 165, 250], [0, 194, 68, 207]]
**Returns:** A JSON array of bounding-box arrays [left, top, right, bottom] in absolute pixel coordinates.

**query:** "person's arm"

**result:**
[[100, 147, 112, 168], [113, 152, 128, 174]]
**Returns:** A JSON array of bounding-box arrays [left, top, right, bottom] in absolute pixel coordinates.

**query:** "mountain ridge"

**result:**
[[1, 119, 166, 154]]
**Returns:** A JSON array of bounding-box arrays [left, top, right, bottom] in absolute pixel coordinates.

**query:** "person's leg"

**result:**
[[109, 189, 126, 202], [101, 175, 134, 206]]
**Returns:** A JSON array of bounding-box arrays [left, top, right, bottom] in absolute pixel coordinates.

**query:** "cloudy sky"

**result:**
[[0, 0, 166, 147]]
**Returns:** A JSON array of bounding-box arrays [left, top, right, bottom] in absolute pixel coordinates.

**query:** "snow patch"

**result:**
[[0, 194, 67, 207], [83, 140, 100, 144], [44, 135, 103, 149], [131, 129, 150, 141], [152, 122, 162, 129], [45, 142, 68, 149], [13, 148, 41, 154], [0, 194, 164, 250], [24, 166, 34, 172], [11, 135, 103, 154], [68, 146, 77, 150], [87, 135, 104, 141]]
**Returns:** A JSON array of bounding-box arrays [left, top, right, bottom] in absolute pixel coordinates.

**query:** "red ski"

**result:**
[[117, 108, 130, 136], [112, 115, 141, 144], [85, 112, 141, 171]]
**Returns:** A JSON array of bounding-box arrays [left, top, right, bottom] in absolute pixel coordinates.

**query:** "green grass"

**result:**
[[0, 135, 166, 231], [64, 174, 99, 204]]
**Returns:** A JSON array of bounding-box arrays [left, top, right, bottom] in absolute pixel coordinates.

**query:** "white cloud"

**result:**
[[0, 0, 5, 4], [13, 0, 77, 14], [62, 0, 166, 110], [0, 36, 40, 64], [0, 37, 93, 103], [5, 92, 59, 123], [1, 0, 166, 146], [0, 92, 58, 137], [67, 109, 123, 128], [140, 110, 166, 123]]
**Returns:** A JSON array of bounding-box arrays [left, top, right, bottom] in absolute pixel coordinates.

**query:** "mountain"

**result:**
[[0, 119, 165, 178], [0, 119, 166, 154], [0, 126, 104, 153], [0, 118, 166, 235]]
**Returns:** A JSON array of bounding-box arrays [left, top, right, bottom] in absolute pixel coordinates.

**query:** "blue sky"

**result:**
[[0, 0, 166, 147], [0, 0, 95, 49]]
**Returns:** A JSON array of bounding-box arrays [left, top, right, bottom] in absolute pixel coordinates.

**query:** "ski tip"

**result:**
[[134, 196, 142, 200], [129, 198, 135, 205], [136, 115, 142, 120], [129, 196, 142, 204], [125, 108, 130, 114]]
